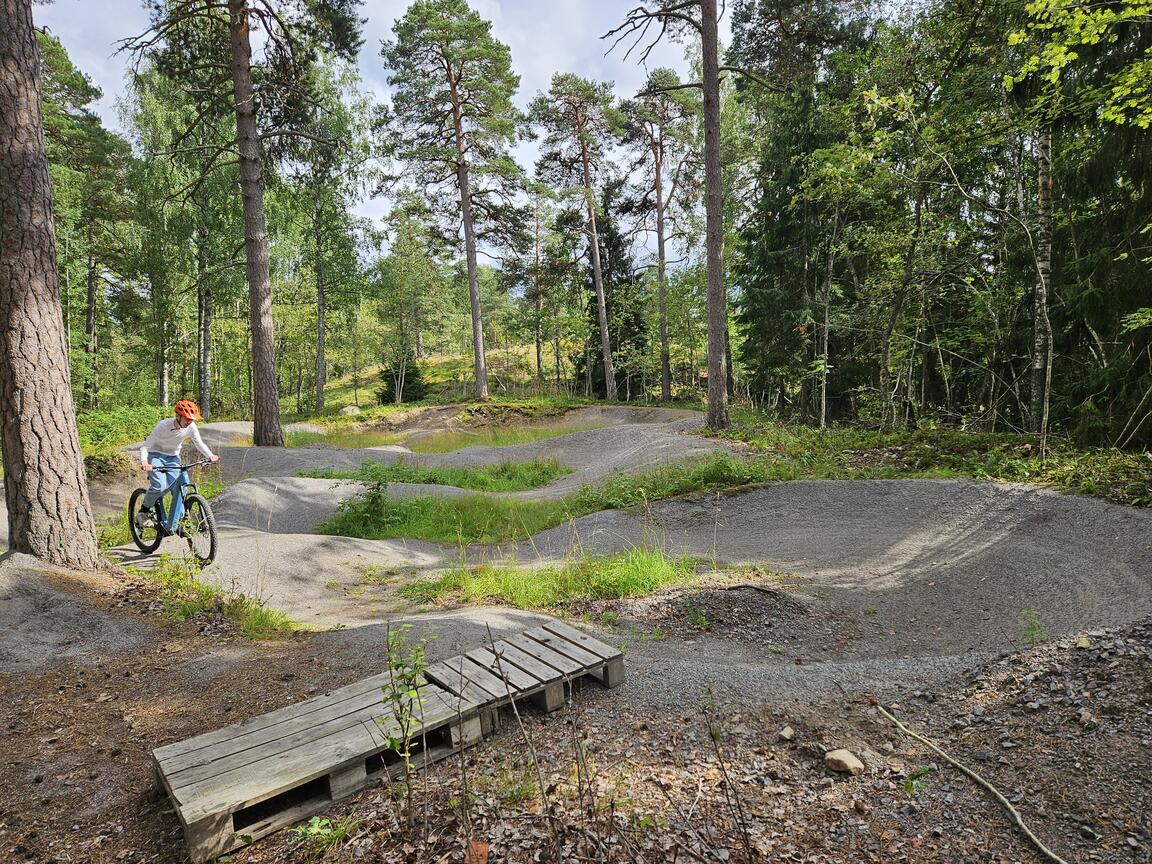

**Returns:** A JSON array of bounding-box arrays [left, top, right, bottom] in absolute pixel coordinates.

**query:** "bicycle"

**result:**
[[127, 458, 219, 565]]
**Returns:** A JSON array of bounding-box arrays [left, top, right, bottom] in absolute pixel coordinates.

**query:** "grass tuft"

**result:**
[[300, 457, 571, 492], [127, 555, 297, 639], [400, 548, 696, 610]]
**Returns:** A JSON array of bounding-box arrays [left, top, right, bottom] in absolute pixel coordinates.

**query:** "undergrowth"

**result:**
[[126, 554, 297, 639], [300, 457, 571, 492], [401, 548, 696, 610], [725, 409, 1152, 508]]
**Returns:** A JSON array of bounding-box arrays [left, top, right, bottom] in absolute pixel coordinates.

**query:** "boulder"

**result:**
[[338, 405, 362, 417]]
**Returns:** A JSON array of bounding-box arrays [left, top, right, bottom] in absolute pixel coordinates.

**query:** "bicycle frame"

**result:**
[[148, 460, 210, 534]]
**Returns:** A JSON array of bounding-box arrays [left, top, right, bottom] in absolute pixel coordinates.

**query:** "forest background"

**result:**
[[25, 0, 1152, 453]]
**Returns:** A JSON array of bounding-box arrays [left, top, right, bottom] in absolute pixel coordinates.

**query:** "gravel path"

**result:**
[[6, 405, 1152, 705]]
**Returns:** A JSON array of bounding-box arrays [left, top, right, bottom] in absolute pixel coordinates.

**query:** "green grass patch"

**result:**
[[319, 492, 572, 545], [403, 422, 603, 453], [285, 427, 407, 449], [400, 548, 696, 610], [724, 409, 1152, 508], [126, 554, 297, 639], [300, 457, 571, 492]]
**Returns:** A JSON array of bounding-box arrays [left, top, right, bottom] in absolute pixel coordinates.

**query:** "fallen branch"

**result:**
[[874, 703, 1070, 864]]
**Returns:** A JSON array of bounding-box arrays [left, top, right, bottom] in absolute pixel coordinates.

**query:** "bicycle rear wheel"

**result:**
[[180, 493, 218, 565], [127, 488, 163, 553]]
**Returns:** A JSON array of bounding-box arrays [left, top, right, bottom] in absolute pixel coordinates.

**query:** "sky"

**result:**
[[34, 1, 730, 229]]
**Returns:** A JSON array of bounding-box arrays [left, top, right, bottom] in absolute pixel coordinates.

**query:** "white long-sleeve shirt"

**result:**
[[138, 419, 215, 464]]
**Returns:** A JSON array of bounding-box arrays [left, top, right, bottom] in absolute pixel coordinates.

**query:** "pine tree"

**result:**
[[380, 0, 526, 401]]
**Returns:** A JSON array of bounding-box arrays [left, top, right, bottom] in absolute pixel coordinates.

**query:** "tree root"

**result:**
[[875, 703, 1069, 864]]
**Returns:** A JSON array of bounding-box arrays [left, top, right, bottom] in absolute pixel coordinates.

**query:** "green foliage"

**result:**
[[289, 815, 363, 862], [376, 354, 429, 404], [1020, 609, 1048, 646], [77, 406, 169, 455], [903, 765, 933, 796], [300, 457, 571, 491], [400, 548, 696, 610]]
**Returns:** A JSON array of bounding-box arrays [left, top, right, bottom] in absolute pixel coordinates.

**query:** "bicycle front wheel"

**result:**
[[180, 493, 218, 565], [128, 488, 163, 553]]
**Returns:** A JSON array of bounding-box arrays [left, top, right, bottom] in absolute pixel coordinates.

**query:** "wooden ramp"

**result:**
[[153, 622, 624, 862], [425, 620, 624, 731], [153, 674, 481, 861]]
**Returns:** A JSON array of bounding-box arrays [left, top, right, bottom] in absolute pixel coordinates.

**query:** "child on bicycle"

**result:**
[[136, 400, 220, 532]]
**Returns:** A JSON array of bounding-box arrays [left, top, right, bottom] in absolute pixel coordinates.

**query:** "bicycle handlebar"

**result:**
[[148, 459, 214, 472]]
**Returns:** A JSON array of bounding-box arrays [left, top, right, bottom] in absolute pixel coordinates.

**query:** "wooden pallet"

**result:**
[[424, 621, 625, 732], [153, 674, 481, 862]]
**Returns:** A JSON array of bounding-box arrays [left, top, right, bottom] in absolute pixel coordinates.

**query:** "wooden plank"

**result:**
[[167, 680, 443, 782], [522, 626, 601, 667], [464, 646, 539, 692], [489, 640, 564, 685], [154, 673, 395, 763], [427, 655, 510, 703], [504, 631, 583, 675], [424, 660, 498, 705], [180, 690, 470, 824], [162, 682, 392, 775], [541, 620, 620, 661]]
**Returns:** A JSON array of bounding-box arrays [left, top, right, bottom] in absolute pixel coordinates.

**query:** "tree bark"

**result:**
[[447, 74, 489, 399], [228, 0, 283, 445], [1031, 128, 1053, 435], [0, 0, 100, 568], [84, 238, 97, 409], [314, 200, 326, 414], [655, 145, 672, 402], [701, 0, 729, 430], [578, 126, 617, 401], [533, 203, 544, 382], [195, 217, 212, 417], [880, 190, 924, 429]]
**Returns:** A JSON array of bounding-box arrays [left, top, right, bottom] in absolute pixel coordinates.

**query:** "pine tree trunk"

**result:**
[[655, 156, 671, 402], [701, 0, 729, 430], [0, 0, 100, 568], [579, 131, 617, 401], [228, 0, 283, 445], [84, 240, 97, 409], [534, 204, 544, 382], [448, 77, 488, 399], [1031, 128, 1053, 435], [314, 202, 326, 414], [195, 218, 212, 417]]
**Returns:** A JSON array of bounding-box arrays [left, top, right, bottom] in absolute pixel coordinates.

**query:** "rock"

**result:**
[[825, 749, 865, 775], [779, 726, 795, 742], [338, 405, 362, 416]]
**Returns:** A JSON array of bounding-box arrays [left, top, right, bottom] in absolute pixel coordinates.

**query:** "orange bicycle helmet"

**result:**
[[174, 400, 202, 422]]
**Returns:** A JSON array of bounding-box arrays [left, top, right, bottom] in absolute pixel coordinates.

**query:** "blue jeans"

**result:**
[[142, 452, 188, 533]]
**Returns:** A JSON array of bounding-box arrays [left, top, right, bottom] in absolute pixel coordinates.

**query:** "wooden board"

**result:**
[[154, 679, 480, 862], [156, 623, 624, 863]]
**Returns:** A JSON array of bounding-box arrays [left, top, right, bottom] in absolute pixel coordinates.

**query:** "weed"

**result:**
[[684, 603, 711, 631], [288, 815, 363, 861], [378, 625, 428, 827], [903, 765, 933, 796], [864, 604, 878, 615], [599, 610, 620, 628], [323, 577, 342, 591], [1020, 609, 1047, 646]]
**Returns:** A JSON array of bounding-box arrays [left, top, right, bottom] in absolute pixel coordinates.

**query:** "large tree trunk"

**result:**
[[579, 131, 617, 401], [314, 201, 326, 414], [448, 78, 488, 399], [1031, 128, 1053, 435], [228, 0, 283, 445], [0, 0, 100, 568], [701, 0, 729, 430]]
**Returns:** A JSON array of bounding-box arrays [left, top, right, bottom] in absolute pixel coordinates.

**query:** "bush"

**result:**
[[376, 355, 428, 405]]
